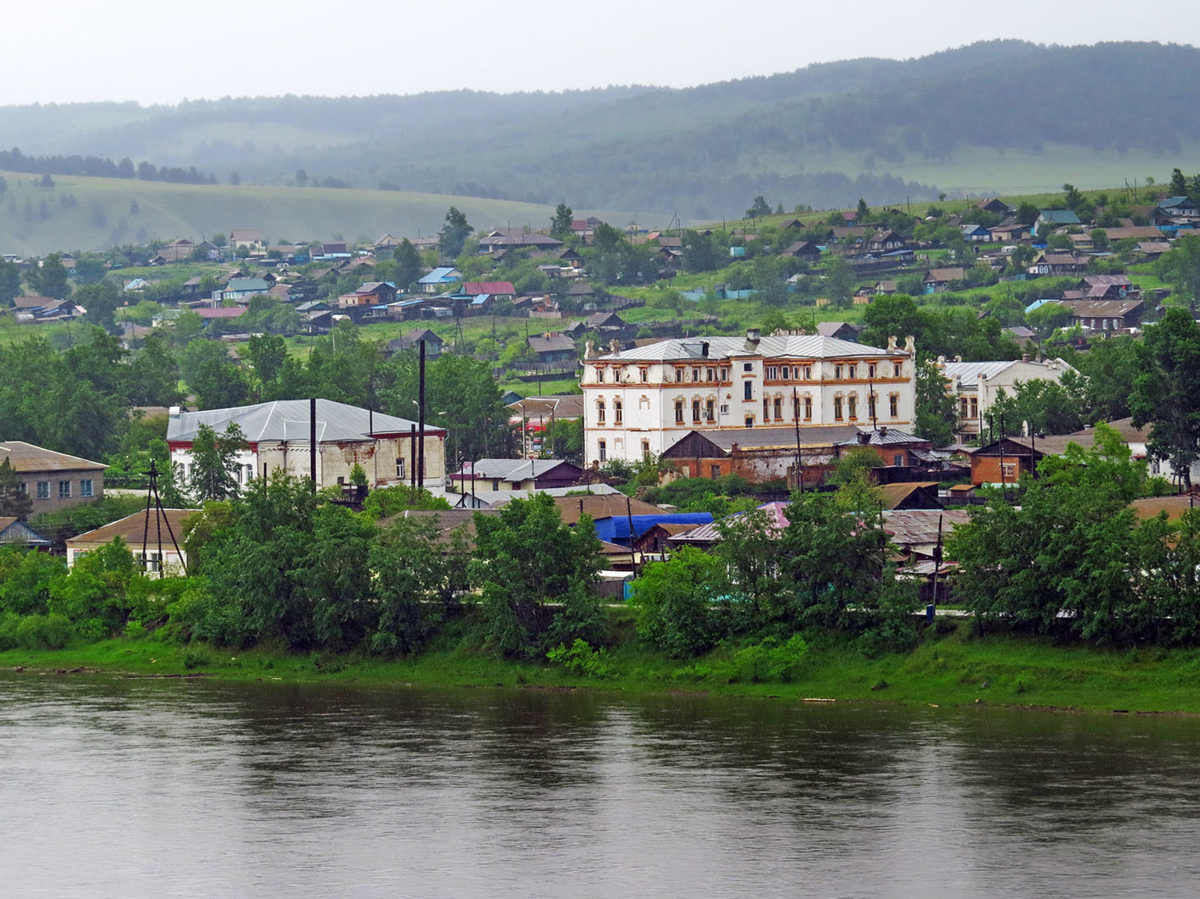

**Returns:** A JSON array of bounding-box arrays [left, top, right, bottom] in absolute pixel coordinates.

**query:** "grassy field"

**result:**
[[6, 619, 1200, 715], [0, 170, 653, 256]]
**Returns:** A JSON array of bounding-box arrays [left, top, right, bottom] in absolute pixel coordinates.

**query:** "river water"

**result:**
[[2, 673, 1199, 897]]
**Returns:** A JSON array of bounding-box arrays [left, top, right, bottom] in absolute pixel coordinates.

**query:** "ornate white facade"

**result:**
[[583, 330, 916, 465]]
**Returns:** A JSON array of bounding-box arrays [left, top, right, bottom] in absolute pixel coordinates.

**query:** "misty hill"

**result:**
[[4, 40, 1200, 220], [0, 173, 645, 256]]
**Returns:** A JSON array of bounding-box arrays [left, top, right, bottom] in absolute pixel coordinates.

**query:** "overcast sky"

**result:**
[[3, 0, 1199, 105]]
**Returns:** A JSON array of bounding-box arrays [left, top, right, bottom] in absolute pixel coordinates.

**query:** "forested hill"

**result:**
[[4, 40, 1200, 219]]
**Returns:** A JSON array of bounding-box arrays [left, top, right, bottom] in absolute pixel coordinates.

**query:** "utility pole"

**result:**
[[792, 387, 804, 494], [417, 339, 426, 490]]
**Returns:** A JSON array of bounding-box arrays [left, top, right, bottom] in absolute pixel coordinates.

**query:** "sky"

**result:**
[[3, 0, 1200, 105]]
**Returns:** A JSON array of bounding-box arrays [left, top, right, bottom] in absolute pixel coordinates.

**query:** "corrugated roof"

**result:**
[[167, 399, 436, 444], [224, 278, 270, 292], [418, 267, 459, 284], [507, 395, 586, 420], [0, 441, 105, 472], [597, 334, 901, 362], [554, 494, 664, 526], [668, 425, 862, 454], [456, 458, 580, 483], [882, 510, 970, 548], [0, 518, 51, 546]]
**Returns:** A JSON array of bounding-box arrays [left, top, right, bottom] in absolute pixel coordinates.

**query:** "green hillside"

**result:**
[[0, 173, 650, 256]]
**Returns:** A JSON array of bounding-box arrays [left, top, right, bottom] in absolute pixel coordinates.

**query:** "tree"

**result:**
[[1170, 168, 1189, 197], [1156, 234, 1200, 309], [246, 333, 288, 387], [1130, 307, 1200, 488], [438, 206, 473, 259], [0, 458, 32, 520], [0, 261, 20, 307], [295, 169, 308, 187], [229, 172, 241, 186], [188, 423, 248, 501], [550, 203, 574, 237], [468, 494, 602, 658], [681, 230, 719, 273], [630, 547, 728, 657], [27, 254, 70, 300], [1015, 202, 1039, 226], [392, 238, 422, 289], [824, 256, 854, 307], [1090, 229, 1110, 252], [745, 195, 771, 220], [1062, 183, 1084, 211], [913, 358, 957, 445], [855, 197, 870, 221], [74, 281, 121, 332]]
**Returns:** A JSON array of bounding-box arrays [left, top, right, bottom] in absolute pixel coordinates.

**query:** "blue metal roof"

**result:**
[[471, 294, 491, 305], [419, 267, 458, 284], [591, 513, 714, 546]]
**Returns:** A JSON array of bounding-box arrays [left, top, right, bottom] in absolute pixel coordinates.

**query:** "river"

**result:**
[[1, 673, 1199, 897]]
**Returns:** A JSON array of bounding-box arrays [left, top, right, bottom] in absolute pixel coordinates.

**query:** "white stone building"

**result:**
[[938, 356, 1078, 438], [166, 399, 447, 492], [582, 330, 917, 466]]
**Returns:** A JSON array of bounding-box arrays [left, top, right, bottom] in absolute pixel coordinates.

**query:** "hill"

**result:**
[[0, 173, 648, 256], [3, 41, 1200, 219]]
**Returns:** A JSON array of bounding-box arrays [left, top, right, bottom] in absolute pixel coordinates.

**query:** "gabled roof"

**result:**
[[0, 517, 51, 546], [67, 509, 198, 548], [595, 333, 901, 363], [167, 399, 438, 444], [456, 458, 582, 483], [1060, 298, 1144, 318], [882, 509, 970, 547], [1038, 209, 1082, 225], [924, 267, 966, 282], [1158, 196, 1196, 210], [554, 493, 663, 526], [224, 278, 270, 293], [464, 281, 515, 296], [838, 427, 927, 447], [529, 334, 577, 354], [940, 358, 1073, 389], [418, 267, 460, 284], [0, 441, 105, 472], [507, 394, 586, 420], [665, 425, 862, 455]]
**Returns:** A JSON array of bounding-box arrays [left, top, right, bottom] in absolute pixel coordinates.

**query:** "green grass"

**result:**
[[8, 619, 1200, 714], [0, 170, 649, 256]]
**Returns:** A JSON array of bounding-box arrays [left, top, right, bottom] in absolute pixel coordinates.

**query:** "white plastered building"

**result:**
[[582, 329, 917, 466]]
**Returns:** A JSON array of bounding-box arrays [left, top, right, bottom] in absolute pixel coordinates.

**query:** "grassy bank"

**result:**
[[5, 619, 1200, 715]]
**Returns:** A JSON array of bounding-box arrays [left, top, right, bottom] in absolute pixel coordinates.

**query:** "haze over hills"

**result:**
[[3, 39, 1200, 239]]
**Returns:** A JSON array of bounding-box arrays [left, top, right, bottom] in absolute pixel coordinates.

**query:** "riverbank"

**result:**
[[5, 620, 1200, 715]]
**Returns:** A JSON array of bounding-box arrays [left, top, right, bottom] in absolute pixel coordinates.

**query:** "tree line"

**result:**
[[0, 147, 217, 185]]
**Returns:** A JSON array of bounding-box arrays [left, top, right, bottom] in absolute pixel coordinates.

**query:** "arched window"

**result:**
[[833, 395, 844, 421], [803, 394, 813, 420], [614, 398, 623, 424], [674, 398, 685, 424], [597, 399, 606, 424], [848, 393, 858, 420]]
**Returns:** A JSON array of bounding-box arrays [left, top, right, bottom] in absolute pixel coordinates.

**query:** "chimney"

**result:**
[[585, 339, 595, 359], [746, 328, 761, 342], [887, 335, 897, 351], [858, 431, 870, 445], [904, 335, 915, 354], [610, 339, 621, 355], [169, 406, 181, 419], [701, 341, 710, 357], [937, 355, 946, 365], [879, 426, 888, 437], [954, 355, 962, 363], [1021, 353, 1030, 362]]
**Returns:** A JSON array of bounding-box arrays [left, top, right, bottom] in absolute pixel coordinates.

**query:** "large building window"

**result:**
[[598, 440, 607, 463], [773, 396, 783, 420], [835, 364, 843, 379], [614, 399, 623, 424], [80, 479, 93, 498], [890, 393, 900, 418], [868, 393, 877, 421], [396, 458, 405, 480], [763, 397, 770, 419], [596, 368, 605, 383], [706, 399, 715, 422], [675, 368, 684, 383], [597, 399, 606, 424], [834, 395, 844, 421], [848, 394, 858, 420], [743, 380, 753, 401], [640, 368, 648, 383], [675, 399, 685, 424], [37, 481, 49, 499], [804, 395, 813, 420], [59, 480, 71, 499], [848, 364, 857, 379], [803, 365, 812, 379], [693, 399, 702, 423]]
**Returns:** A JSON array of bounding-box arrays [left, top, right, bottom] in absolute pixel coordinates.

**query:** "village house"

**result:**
[[386, 328, 444, 357], [166, 399, 446, 492], [478, 230, 564, 253], [1058, 298, 1145, 332], [1028, 252, 1088, 276], [661, 424, 859, 484], [976, 198, 1015, 217], [230, 230, 265, 254], [939, 356, 1078, 439], [583, 330, 917, 466], [778, 240, 822, 262], [220, 278, 271, 301], [451, 458, 585, 493], [337, 281, 398, 310], [463, 281, 516, 300], [1034, 209, 1082, 234], [418, 267, 460, 294], [837, 426, 938, 468], [66, 509, 197, 578], [0, 441, 106, 513], [1151, 196, 1200, 225], [527, 333, 578, 365], [0, 517, 50, 547], [923, 268, 966, 293]]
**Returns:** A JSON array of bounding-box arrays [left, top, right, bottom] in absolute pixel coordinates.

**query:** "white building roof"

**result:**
[[595, 334, 903, 363], [941, 359, 1073, 390], [167, 399, 438, 444]]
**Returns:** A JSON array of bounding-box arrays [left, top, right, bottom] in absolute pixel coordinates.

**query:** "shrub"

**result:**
[[547, 638, 611, 679], [728, 634, 809, 683], [14, 613, 73, 650]]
